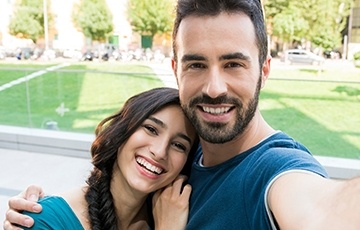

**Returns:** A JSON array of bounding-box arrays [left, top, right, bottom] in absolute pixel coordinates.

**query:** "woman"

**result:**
[[20, 87, 199, 230]]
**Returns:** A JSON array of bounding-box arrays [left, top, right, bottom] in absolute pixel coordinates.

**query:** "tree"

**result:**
[[271, 5, 309, 48], [307, 0, 352, 51], [127, 0, 174, 48], [265, 0, 352, 51], [9, 0, 54, 43], [72, 0, 114, 43]]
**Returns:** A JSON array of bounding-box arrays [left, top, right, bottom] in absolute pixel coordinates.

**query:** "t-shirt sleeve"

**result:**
[[22, 196, 83, 230]]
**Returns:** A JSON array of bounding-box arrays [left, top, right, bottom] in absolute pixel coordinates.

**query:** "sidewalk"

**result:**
[[147, 58, 178, 88], [0, 148, 92, 228]]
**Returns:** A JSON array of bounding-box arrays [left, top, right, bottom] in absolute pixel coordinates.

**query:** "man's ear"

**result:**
[[171, 58, 177, 76], [171, 58, 179, 85], [261, 55, 271, 88]]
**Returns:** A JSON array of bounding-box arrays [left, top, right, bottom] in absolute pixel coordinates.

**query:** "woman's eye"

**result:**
[[144, 125, 157, 135], [173, 142, 187, 152]]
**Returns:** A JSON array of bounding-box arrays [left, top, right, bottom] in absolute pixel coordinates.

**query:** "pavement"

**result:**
[[0, 148, 92, 228]]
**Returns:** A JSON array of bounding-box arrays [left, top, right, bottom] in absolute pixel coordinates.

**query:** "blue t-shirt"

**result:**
[[186, 131, 328, 229], [22, 196, 84, 230]]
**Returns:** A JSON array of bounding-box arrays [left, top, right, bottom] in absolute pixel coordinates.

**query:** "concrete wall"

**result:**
[[0, 125, 94, 159]]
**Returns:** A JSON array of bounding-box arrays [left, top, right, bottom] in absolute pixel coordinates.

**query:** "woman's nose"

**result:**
[[149, 140, 168, 160]]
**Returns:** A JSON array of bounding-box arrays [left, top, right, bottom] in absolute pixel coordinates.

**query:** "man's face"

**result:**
[[172, 12, 269, 143]]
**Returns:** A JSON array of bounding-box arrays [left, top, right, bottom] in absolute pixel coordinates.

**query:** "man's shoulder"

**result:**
[[259, 131, 310, 154]]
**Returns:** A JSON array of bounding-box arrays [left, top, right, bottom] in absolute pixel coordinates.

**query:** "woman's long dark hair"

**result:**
[[85, 87, 199, 230]]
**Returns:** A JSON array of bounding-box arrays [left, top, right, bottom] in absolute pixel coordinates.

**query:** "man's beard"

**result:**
[[182, 77, 261, 144]]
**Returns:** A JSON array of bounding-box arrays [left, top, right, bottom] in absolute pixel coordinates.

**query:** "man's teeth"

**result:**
[[136, 157, 163, 174], [202, 106, 230, 114]]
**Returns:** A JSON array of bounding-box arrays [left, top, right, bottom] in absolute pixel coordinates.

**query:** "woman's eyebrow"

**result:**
[[148, 116, 166, 128], [148, 116, 192, 145], [178, 133, 192, 145]]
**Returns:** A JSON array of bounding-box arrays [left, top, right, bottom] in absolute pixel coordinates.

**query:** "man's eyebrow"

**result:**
[[181, 54, 206, 63], [181, 53, 250, 63], [220, 52, 251, 61]]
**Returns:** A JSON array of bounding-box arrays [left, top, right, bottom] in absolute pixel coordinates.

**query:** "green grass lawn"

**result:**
[[0, 61, 359, 159], [261, 80, 360, 159], [0, 62, 164, 133]]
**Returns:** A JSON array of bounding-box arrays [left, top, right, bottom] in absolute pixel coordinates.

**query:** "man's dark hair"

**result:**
[[172, 0, 268, 66]]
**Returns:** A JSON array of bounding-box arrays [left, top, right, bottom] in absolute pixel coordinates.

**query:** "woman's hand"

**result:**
[[152, 175, 191, 230], [3, 185, 45, 229]]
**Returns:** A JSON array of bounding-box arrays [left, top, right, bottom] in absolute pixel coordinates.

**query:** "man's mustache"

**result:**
[[189, 95, 241, 107]]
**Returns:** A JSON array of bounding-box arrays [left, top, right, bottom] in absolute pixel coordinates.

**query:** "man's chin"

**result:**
[[198, 127, 237, 144]]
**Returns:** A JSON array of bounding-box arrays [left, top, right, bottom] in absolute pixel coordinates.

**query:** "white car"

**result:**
[[281, 49, 325, 65], [62, 49, 83, 60]]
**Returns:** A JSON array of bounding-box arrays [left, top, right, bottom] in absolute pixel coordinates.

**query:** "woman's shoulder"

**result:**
[[22, 195, 84, 230]]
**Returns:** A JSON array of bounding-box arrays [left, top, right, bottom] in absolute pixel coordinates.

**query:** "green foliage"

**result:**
[[8, 0, 54, 43], [353, 51, 360, 61], [72, 0, 114, 42], [272, 5, 309, 43], [265, 0, 352, 50], [127, 0, 174, 39]]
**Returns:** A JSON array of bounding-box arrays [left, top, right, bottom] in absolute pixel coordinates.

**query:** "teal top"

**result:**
[[22, 196, 84, 230]]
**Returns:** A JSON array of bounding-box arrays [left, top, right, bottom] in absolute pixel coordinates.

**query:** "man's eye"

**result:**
[[225, 62, 243, 68], [189, 63, 205, 69]]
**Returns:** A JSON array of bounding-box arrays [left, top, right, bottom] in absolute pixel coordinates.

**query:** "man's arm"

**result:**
[[268, 172, 360, 230], [3, 185, 44, 229]]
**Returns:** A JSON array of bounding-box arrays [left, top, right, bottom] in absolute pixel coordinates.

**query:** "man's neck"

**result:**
[[200, 113, 275, 167]]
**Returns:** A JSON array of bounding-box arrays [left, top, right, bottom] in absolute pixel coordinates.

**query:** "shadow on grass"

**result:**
[[332, 85, 360, 98], [298, 68, 324, 74], [262, 106, 359, 159], [261, 90, 360, 159]]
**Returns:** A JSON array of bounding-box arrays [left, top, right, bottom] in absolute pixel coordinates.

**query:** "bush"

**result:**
[[354, 51, 360, 60]]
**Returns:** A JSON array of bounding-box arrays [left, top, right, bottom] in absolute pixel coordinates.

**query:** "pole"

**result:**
[[43, 0, 49, 50]]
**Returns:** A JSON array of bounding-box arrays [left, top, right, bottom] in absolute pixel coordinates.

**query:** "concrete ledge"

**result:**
[[0, 125, 94, 158], [315, 155, 360, 180], [0, 125, 359, 179]]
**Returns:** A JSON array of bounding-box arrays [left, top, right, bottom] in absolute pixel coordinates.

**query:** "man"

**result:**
[[4, 0, 360, 229]]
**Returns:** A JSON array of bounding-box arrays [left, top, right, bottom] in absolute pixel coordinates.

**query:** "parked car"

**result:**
[[81, 50, 94, 61], [281, 49, 325, 65], [62, 49, 82, 60], [324, 50, 341, 59]]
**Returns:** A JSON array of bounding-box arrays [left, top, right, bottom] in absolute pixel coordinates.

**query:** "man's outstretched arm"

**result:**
[[269, 172, 360, 230], [3, 185, 44, 229]]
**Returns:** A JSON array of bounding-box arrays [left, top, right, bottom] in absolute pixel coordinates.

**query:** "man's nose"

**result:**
[[203, 68, 227, 98]]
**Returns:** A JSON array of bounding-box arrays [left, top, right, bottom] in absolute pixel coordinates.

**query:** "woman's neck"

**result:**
[[111, 186, 149, 229], [111, 172, 150, 229]]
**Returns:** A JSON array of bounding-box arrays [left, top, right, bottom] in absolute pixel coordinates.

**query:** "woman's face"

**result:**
[[115, 104, 197, 194]]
